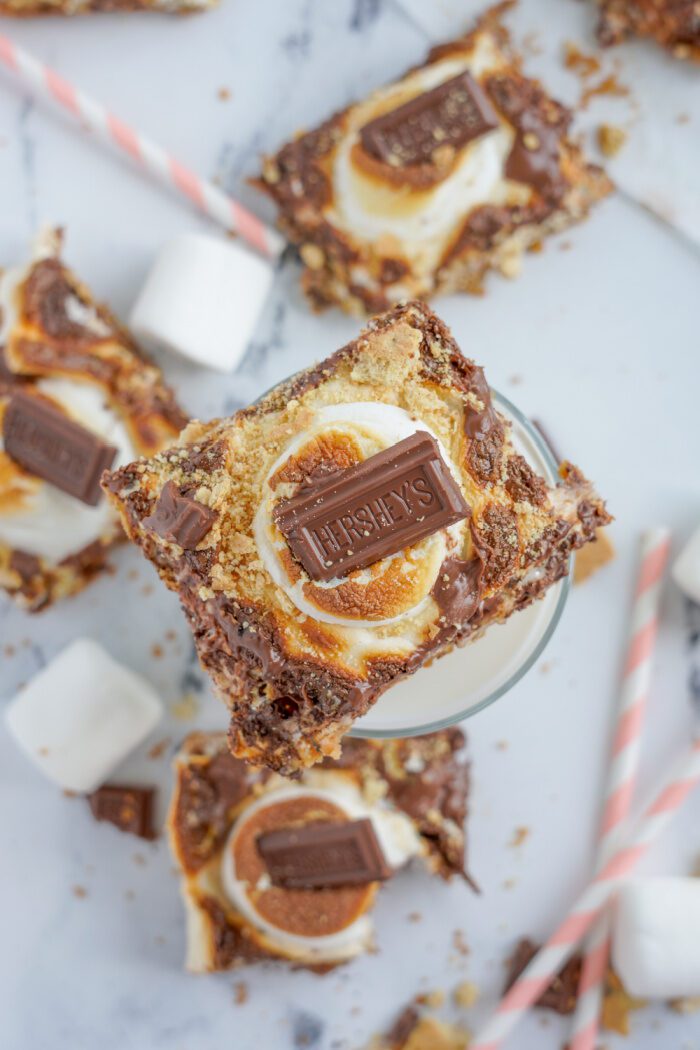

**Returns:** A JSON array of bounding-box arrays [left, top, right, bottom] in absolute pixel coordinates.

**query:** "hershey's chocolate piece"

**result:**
[[143, 481, 217, 549], [359, 71, 498, 168], [273, 431, 469, 583], [88, 783, 156, 840], [3, 391, 117, 506], [256, 817, 392, 889]]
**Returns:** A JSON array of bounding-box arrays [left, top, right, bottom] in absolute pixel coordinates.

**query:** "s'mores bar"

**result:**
[[255, 4, 611, 315], [105, 301, 611, 775], [0, 0, 213, 14], [168, 729, 469, 972], [0, 230, 186, 611], [597, 0, 700, 61]]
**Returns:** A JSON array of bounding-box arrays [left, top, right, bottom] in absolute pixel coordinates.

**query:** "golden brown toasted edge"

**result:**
[[0, 0, 214, 14], [104, 301, 611, 775], [254, 3, 612, 314], [0, 230, 187, 611], [167, 729, 471, 971], [596, 0, 700, 61]]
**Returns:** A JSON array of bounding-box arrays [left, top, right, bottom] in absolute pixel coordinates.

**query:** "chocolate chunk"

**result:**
[[88, 783, 156, 840], [143, 481, 217, 549], [273, 431, 469, 583], [360, 71, 499, 168], [256, 817, 392, 888], [9, 549, 41, 582], [3, 391, 117, 506], [505, 938, 582, 1014]]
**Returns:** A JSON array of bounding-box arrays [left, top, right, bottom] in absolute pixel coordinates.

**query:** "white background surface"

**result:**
[[0, 2, 699, 1048]]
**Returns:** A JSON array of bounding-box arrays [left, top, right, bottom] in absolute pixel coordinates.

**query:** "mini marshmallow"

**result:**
[[130, 233, 274, 373], [672, 526, 700, 605], [612, 878, 700, 999], [5, 638, 162, 793]]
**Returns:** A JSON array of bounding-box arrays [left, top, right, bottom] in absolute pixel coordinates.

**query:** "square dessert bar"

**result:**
[[0, 229, 186, 610], [255, 4, 611, 315], [105, 301, 611, 775], [168, 729, 469, 972], [597, 0, 700, 60]]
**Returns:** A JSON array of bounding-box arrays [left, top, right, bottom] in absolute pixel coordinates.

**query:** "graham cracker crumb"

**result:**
[[574, 528, 615, 585], [171, 693, 200, 721], [233, 981, 249, 1005], [510, 826, 530, 849], [597, 124, 627, 158], [453, 980, 479, 1008]]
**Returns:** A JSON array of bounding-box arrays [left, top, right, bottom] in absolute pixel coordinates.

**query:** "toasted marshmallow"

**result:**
[[330, 37, 526, 286], [254, 402, 467, 628], [0, 376, 134, 562], [221, 778, 422, 964]]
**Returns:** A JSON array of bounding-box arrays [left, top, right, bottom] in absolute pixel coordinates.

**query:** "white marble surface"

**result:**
[[0, 2, 699, 1048]]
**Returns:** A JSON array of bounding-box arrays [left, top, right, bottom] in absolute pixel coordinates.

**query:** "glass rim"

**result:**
[[350, 388, 571, 738]]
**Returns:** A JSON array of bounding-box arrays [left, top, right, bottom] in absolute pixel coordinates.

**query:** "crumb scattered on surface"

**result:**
[[510, 826, 530, 849], [597, 123, 627, 157], [539, 661, 554, 675], [559, 240, 572, 252], [602, 970, 647, 1034], [3, 644, 15, 658], [581, 74, 629, 109], [124, 889, 135, 901], [218, 87, 231, 101], [508, 374, 523, 386], [147, 737, 171, 760], [407, 911, 422, 923], [452, 930, 469, 957], [676, 113, 690, 125], [151, 643, 164, 659], [574, 528, 615, 585], [563, 41, 601, 78], [72, 885, 88, 899], [233, 980, 249, 1005], [670, 997, 700, 1014], [495, 739, 509, 751], [141, 584, 153, 597], [415, 989, 445, 1009], [503, 877, 517, 890], [132, 852, 147, 867], [171, 693, 200, 721], [453, 980, 479, 1008]]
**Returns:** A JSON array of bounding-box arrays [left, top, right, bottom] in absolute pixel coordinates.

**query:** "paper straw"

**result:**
[[471, 739, 700, 1050], [0, 33, 284, 262], [569, 528, 671, 1050]]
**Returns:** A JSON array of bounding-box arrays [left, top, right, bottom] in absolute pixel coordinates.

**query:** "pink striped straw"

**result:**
[[0, 33, 284, 262], [471, 738, 700, 1050], [569, 528, 671, 1050]]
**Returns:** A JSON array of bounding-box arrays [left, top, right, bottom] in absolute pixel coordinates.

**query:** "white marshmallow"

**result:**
[[672, 526, 700, 604], [5, 638, 163, 793], [130, 233, 274, 373], [612, 879, 700, 999]]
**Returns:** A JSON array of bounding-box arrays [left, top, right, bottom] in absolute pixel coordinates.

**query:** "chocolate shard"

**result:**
[[359, 71, 499, 169], [3, 391, 117, 506], [256, 817, 392, 889], [143, 480, 217, 549], [273, 431, 469, 583], [88, 783, 157, 840]]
